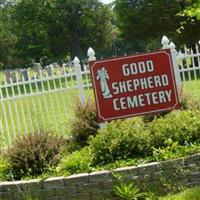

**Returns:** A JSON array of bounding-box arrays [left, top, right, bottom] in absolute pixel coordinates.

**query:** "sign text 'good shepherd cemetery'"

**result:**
[[89, 49, 180, 122]]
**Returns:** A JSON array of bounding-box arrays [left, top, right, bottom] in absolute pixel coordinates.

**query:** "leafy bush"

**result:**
[[152, 140, 200, 162], [143, 111, 169, 123], [3, 130, 65, 180], [149, 110, 200, 148], [57, 147, 92, 174], [143, 89, 199, 123], [89, 118, 150, 165], [70, 98, 99, 149], [89, 110, 200, 166]]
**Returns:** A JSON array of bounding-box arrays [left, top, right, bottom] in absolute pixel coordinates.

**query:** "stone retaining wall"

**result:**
[[0, 154, 200, 200]]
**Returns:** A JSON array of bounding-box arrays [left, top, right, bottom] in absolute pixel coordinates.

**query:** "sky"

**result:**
[[100, 0, 114, 4]]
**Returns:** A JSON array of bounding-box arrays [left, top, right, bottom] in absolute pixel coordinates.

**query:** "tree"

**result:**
[[10, 0, 112, 67], [54, 0, 112, 58], [0, 0, 17, 68], [181, 0, 200, 19], [12, 0, 55, 65], [177, 0, 200, 47], [114, 0, 200, 51]]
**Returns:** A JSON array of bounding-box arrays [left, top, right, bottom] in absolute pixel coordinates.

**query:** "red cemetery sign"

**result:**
[[89, 49, 180, 122]]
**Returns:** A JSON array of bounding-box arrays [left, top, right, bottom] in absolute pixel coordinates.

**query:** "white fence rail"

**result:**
[[1, 38, 200, 148], [177, 45, 200, 101], [0, 56, 92, 148]]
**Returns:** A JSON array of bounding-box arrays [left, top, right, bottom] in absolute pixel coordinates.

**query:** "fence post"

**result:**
[[161, 35, 182, 93], [87, 47, 107, 128], [74, 57, 85, 104]]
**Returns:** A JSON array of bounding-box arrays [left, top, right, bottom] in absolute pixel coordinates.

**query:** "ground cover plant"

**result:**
[[112, 178, 200, 200]]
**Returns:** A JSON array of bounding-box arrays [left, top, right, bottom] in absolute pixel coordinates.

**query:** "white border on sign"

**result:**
[[90, 50, 179, 121]]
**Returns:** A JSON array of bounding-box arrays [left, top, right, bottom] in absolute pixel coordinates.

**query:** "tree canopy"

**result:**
[[0, 0, 112, 68], [0, 0, 200, 68], [114, 0, 200, 51]]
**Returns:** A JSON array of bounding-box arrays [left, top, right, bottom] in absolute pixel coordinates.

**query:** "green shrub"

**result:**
[[3, 130, 65, 180], [149, 110, 200, 148], [57, 147, 92, 174], [0, 159, 13, 181], [179, 88, 199, 110], [70, 98, 99, 149], [143, 89, 199, 123], [89, 118, 150, 165], [143, 111, 169, 123], [89, 110, 200, 166]]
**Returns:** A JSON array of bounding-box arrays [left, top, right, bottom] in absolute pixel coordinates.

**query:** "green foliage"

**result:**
[[142, 111, 169, 123], [113, 174, 147, 200], [57, 147, 92, 174], [160, 186, 200, 200], [3, 0, 112, 67], [181, 1, 200, 20], [1, 110, 200, 182], [0, 2, 18, 67], [70, 98, 99, 149], [179, 88, 200, 110], [114, 0, 200, 51], [89, 110, 200, 166], [113, 182, 145, 200], [0, 159, 13, 181], [149, 110, 200, 148], [89, 118, 150, 165], [143, 88, 199, 123], [3, 130, 65, 180]]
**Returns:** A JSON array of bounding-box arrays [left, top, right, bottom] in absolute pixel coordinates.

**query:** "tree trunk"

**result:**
[[70, 27, 81, 59]]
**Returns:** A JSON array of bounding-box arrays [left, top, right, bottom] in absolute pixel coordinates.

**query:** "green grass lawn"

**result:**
[[182, 78, 200, 100], [160, 186, 200, 200], [0, 86, 94, 148]]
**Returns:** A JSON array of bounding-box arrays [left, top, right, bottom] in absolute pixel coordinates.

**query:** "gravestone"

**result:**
[[20, 69, 29, 81], [34, 63, 42, 78], [45, 65, 54, 76], [4, 70, 12, 84], [11, 71, 18, 83]]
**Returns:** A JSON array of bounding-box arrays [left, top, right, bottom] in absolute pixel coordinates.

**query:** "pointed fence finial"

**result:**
[[73, 56, 80, 65], [87, 47, 96, 61], [161, 35, 170, 49], [169, 42, 176, 49]]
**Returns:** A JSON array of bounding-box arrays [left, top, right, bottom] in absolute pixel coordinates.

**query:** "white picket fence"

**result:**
[[0, 51, 94, 148], [0, 37, 200, 148], [162, 36, 200, 102]]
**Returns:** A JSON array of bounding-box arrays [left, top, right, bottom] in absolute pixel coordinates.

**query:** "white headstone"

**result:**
[[4, 70, 12, 84]]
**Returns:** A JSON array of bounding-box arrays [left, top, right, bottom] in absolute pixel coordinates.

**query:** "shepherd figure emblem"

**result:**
[[96, 67, 112, 99]]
